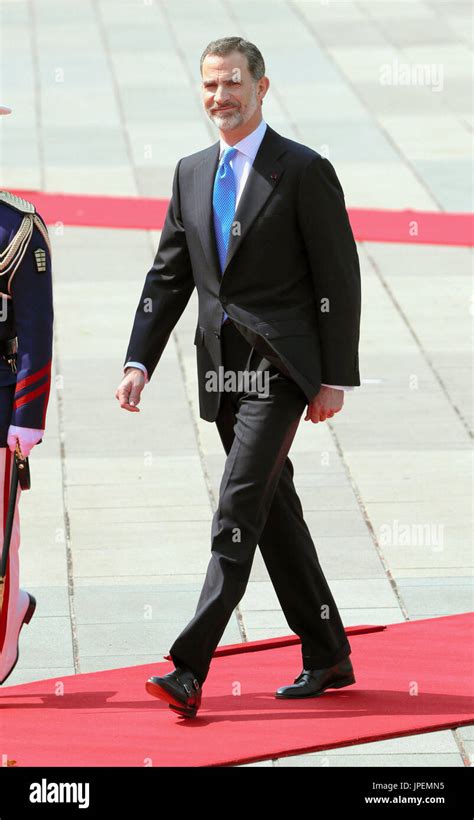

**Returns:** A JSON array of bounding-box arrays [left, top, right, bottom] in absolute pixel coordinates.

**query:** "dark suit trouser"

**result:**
[[168, 320, 351, 685]]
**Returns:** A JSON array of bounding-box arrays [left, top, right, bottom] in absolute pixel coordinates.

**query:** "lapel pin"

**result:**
[[270, 172, 278, 180]]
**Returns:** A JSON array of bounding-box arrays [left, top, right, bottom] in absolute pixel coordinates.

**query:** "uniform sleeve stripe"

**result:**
[[13, 379, 50, 409], [15, 360, 51, 394], [14, 372, 50, 401]]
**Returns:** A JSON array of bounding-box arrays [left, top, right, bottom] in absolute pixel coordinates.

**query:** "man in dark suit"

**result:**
[[116, 37, 361, 718]]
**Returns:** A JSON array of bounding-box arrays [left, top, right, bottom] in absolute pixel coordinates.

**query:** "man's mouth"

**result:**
[[213, 106, 236, 113]]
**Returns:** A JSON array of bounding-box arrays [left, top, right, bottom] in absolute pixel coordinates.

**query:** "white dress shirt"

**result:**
[[125, 118, 355, 392]]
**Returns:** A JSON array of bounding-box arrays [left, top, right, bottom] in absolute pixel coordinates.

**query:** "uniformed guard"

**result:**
[[0, 102, 53, 685]]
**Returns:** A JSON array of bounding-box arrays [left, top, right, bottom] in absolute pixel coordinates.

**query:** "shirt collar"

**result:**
[[219, 118, 267, 161]]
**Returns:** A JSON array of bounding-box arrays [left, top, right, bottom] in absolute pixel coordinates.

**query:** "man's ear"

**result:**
[[259, 76, 270, 99]]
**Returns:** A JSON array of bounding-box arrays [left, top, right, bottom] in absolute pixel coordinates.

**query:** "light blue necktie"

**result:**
[[213, 146, 238, 324]]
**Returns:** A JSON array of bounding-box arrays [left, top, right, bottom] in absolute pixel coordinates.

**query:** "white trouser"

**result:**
[[0, 446, 30, 684]]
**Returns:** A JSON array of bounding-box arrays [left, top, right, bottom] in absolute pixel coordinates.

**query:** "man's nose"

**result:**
[[214, 86, 229, 105]]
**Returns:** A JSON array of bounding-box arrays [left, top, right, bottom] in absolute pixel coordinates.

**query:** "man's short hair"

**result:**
[[200, 37, 265, 82]]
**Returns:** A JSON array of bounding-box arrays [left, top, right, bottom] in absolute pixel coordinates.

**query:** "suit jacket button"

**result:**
[[214, 331, 220, 338]]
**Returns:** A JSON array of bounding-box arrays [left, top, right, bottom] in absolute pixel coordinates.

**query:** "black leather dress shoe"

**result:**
[[275, 656, 356, 699], [145, 666, 202, 718]]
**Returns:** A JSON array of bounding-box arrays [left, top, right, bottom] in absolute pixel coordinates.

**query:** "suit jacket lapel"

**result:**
[[194, 124, 287, 284]]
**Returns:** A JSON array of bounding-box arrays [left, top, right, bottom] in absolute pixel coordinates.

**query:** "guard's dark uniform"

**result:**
[[0, 191, 53, 684]]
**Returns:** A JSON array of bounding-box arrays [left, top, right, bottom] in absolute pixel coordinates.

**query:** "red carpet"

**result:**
[[11, 189, 474, 246], [0, 614, 472, 767]]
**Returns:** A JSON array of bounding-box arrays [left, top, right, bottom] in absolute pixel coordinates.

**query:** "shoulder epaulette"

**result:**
[[0, 192, 51, 293], [0, 190, 36, 214]]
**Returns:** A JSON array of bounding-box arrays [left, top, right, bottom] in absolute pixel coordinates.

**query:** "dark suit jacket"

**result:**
[[124, 124, 361, 422]]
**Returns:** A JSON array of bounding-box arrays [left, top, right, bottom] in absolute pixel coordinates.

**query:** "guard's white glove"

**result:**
[[7, 425, 44, 457]]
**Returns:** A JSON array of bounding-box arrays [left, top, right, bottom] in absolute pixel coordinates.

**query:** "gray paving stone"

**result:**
[[240, 609, 290, 630], [72, 545, 212, 579], [413, 159, 474, 212], [457, 724, 474, 741], [3, 668, 77, 687], [14, 616, 74, 670], [69, 519, 210, 550], [21, 586, 70, 617], [462, 740, 473, 764], [75, 615, 241, 658], [397, 578, 474, 616], [298, 120, 400, 162], [79, 654, 172, 673], [68, 506, 211, 527], [276, 753, 464, 767], [73, 583, 206, 624], [288, 729, 461, 755], [251, 538, 387, 582], [134, 166, 179, 197], [337, 609, 405, 626]]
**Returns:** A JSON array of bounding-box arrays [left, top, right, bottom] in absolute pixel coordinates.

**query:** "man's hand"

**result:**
[[115, 368, 146, 412], [7, 425, 44, 457], [304, 386, 344, 423]]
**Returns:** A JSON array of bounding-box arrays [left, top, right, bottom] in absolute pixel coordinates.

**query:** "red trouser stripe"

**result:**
[[0, 449, 12, 652]]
